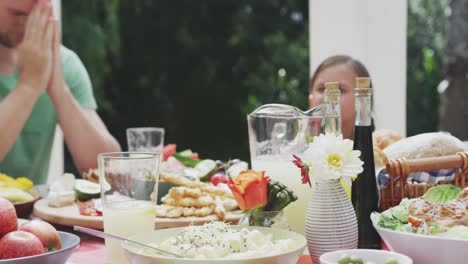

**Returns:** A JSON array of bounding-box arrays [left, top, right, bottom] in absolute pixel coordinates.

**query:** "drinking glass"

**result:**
[[98, 152, 160, 264], [126, 127, 165, 154]]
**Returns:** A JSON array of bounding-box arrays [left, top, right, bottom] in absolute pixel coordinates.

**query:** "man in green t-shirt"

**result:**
[[0, 0, 121, 184]]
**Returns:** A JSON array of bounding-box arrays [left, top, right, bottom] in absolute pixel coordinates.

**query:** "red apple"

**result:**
[[0, 231, 44, 259], [0, 197, 18, 239], [19, 220, 62, 252]]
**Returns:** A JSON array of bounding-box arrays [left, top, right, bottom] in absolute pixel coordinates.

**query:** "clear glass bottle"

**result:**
[[323, 82, 342, 136], [351, 77, 381, 249]]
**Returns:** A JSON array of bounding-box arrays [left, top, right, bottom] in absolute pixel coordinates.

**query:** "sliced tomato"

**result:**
[[408, 216, 422, 227], [76, 200, 102, 216], [162, 144, 177, 161]]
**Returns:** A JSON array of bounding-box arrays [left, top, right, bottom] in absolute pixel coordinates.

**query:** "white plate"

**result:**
[[33, 198, 243, 230]]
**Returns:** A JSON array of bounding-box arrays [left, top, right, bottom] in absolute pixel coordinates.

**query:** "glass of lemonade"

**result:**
[[248, 104, 323, 235], [126, 127, 165, 154], [99, 152, 160, 264]]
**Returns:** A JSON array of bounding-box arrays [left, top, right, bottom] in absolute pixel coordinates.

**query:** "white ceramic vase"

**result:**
[[305, 180, 358, 263]]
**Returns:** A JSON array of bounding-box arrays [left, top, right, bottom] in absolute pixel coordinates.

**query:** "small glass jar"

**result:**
[[238, 210, 290, 230]]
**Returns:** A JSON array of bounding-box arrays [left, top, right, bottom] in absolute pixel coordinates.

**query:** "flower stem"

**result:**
[[249, 208, 265, 226]]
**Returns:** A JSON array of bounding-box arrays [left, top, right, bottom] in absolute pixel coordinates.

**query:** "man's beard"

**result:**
[[0, 32, 16, 48]]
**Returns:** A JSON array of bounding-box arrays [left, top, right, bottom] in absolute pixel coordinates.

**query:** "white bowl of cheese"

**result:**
[[121, 222, 306, 264]]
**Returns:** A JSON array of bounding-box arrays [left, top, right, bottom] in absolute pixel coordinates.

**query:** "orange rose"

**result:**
[[228, 170, 269, 211]]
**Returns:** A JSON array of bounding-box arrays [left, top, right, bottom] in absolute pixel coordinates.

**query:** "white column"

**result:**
[[309, 0, 407, 137], [47, 0, 64, 184]]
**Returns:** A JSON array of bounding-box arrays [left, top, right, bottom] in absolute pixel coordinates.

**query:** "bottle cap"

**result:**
[[324, 82, 340, 102], [355, 77, 372, 96], [324, 82, 340, 90]]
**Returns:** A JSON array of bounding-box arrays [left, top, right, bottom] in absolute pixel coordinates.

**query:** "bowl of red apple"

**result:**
[[0, 197, 80, 264]]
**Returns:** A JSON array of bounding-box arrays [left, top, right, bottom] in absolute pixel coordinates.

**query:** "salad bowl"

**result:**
[[372, 185, 468, 263], [373, 215, 468, 264]]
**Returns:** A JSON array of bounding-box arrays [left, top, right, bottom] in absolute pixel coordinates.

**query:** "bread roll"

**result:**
[[383, 132, 465, 160], [373, 129, 401, 150], [373, 147, 388, 168]]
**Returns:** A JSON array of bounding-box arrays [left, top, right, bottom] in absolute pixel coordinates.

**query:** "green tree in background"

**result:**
[[406, 0, 447, 136], [439, 0, 468, 140], [62, 0, 309, 171], [61, 0, 448, 174]]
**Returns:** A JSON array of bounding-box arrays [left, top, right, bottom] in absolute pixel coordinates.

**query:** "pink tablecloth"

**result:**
[[66, 236, 106, 264]]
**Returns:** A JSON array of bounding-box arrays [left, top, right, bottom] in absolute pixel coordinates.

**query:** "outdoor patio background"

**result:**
[[61, 0, 449, 172]]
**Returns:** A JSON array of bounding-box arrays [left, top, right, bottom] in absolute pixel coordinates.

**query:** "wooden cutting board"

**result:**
[[33, 198, 243, 230]]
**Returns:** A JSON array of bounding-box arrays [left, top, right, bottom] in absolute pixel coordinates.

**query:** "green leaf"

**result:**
[[377, 214, 403, 231], [422, 185, 462, 203], [390, 198, 410, 222]]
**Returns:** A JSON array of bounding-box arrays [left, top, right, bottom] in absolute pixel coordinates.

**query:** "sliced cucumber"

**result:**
[[75, 179, 102, 201], [195, 159, 218, 182]]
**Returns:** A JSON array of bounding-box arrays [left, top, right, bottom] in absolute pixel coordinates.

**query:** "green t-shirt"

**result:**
[[0, 46, 97, 185]]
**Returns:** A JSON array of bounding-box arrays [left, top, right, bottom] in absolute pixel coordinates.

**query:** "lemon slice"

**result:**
[[15, 177, 34, 190], [0, 173, 14, 182], [0, 173, 21, 188]]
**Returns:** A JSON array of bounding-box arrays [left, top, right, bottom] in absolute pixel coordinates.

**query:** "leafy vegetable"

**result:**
[[390, 198, 410, 222], [422, 185, 461, 203], [372, 187, 468, 240], [371, 199, 415, 233], [377, 214, 404, 230]]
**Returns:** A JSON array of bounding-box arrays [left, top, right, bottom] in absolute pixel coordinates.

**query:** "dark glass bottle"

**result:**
[[351, 77, 381, 249]]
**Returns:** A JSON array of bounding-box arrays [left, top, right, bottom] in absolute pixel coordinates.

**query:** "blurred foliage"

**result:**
[[406, 0, 447, 136], [61, 0, 447, 172], [62, 0, 309, 168]]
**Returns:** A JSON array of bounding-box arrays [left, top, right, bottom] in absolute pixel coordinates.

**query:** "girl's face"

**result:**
[[309, 63, 357, 139]]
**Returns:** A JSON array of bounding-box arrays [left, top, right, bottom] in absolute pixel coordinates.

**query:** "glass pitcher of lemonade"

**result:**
[[247, 104, 324, 235]]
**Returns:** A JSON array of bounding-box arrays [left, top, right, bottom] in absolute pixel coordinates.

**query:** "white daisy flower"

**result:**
[[302, 133, 364, 189]]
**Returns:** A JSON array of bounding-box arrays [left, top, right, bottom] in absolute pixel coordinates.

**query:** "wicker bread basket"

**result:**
[[380, 151, 468, 211]]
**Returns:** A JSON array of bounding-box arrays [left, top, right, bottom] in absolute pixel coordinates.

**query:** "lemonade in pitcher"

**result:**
[[252, 157, 311, 234], [248, 104, 323, 235]]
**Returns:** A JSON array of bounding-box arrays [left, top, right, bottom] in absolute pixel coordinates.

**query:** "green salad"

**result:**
[[371, 185, 468, 240]]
